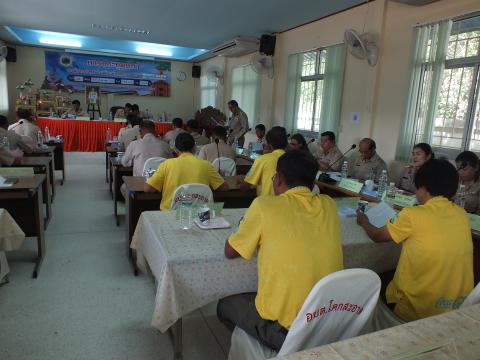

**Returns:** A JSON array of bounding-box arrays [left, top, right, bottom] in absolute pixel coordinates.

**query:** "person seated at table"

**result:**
[[121, 120, 171, 177], [217, 150, 343, 351], [114, 103, 133, 119], [350, 138, 387, 181], [356, 159, 473, 322], [396, 143, 434, 193], [288, 133, 309, 152], [131, 104, 141, 118], [163, 118, 186, 147], [8, 108, 40, 144], [144, 132, 229, 210], [62, 100, 84, 119], [241, 126, 288, 196], [186, 119, 210, 146], [313, 131, 344, 172], [118, 114, 142, 149], [197, 125, 235, 163], [455, 151, 480, 214], [0, 115, 32, 153], [244, 124, 267, 151]]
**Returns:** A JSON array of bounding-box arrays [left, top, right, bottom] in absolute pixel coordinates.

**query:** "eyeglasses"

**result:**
[[271, 174, 277, 183]]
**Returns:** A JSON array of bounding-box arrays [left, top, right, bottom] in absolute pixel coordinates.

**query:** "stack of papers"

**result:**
[[0, 176, 13, 188], [365, 202, 397, 228]]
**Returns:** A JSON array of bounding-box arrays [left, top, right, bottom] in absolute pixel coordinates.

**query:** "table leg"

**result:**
[[169, 319, 183, 360], [49, 157, 55, 201], [42, 173, 52, 230], [109, 160, 114, 199], [33, 191, 45, 279], [105, 151, 109, 183], [126, 194, 138, 275], [114, 167, 119, 226]]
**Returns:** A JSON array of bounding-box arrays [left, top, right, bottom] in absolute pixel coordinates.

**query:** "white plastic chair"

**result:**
[[170, 183, 213, 210], [461, 282, 480, 308], [228, 268, 381, 360], [212, 157, 237, 177], [142, 157, 167, 175], [369, 300, 405, 332]]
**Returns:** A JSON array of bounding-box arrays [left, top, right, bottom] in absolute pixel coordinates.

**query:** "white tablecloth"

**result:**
[[131, 209, 400, 332], [275, 304, 480, 359]]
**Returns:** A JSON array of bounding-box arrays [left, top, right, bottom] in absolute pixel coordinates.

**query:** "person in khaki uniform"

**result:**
[[315, 131, 344, 172], [396, 143, 433, 194], [8, 109, 40, 143], [186, 119, 210, 146], [0, 115, 32, 153], [198, 126, 235, 163], [163, 118, 186, 147], [118, 114, 141, 149], [350, 138, 387, 181], [227, 100, 249, 146], [455, 151, 480, 214]]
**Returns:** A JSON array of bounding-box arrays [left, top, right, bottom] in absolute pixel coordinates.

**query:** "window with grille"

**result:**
[[199, 75, 217, 109], [0, 61, 8, 114], [425, 15, 480, 156], [296, 49, 327, 132]]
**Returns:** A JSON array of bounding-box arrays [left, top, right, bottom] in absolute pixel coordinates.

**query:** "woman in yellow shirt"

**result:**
[[396, 143, 433, 193], [357, 159, 473, 322], [455, 151, 480, 214]]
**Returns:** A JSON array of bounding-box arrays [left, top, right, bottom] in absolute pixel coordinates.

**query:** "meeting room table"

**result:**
[[44, 139, 66, 185], [25, 145, 56, 200], [37, 118, 174, 152], [110, 156, 133, 225], [131, 208, 401, 359]]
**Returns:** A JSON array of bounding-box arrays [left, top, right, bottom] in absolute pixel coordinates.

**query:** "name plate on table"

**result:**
[[469, 214, 480, 232], [393, 193, 417, 208], [0, 167, 34, 177], [76, 116, 91, 121], [338, 178, 363, 194]]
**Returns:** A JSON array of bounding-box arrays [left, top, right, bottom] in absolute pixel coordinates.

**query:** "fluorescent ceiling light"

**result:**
[[136, 46, 172, 57], [39, 38, 82, 47]]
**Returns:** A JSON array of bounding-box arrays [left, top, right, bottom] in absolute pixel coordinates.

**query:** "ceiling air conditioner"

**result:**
[[390, 0, 440, 5], [212, 37, 260, 57]]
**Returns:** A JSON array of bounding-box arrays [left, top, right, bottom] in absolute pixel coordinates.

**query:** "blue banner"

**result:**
[[43, 51, 171, 96]]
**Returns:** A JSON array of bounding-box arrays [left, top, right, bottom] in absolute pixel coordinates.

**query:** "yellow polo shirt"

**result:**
[[228, 187, 343, 328], [146, 152, 225, 210], [244, 149, 285, 196], [386, 196, 473, 322]]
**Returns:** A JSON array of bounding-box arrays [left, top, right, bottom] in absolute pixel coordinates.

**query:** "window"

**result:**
[[296, 50, 327, 132], [398, 14, 480, 160], [199, 75, 217, 109], [0, 61, 8, 114], [230, 65, 259, 127]]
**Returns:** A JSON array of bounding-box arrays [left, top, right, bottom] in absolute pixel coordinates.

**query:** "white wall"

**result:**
[[5, 45, 197, 121]]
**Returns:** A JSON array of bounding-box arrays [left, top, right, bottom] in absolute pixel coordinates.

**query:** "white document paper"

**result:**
[[0, 176, 13, 188], [365, 202, 396, 228]]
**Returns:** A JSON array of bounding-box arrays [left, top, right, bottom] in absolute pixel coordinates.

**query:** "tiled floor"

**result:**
[[0, 152, 230, 360]]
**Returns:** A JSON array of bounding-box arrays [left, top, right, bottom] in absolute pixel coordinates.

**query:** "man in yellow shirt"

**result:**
[[144, 133, 229, 210], [357, 159, 473, 322], [242, 126, 287, 196], [217, 150, 343, 351]]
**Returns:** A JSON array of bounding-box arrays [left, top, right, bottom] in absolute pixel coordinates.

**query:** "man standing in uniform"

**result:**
[[228, 100, 248, 147]]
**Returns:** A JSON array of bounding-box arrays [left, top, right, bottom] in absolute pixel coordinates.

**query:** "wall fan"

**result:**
[[250, 53, 274, 79], [344, 29, 378, 67], [0, 42, 8, 62], [206, 66, 224, 85]]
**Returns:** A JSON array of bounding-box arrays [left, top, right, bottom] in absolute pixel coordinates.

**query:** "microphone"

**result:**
[[308, 138, 315, 143], [215, 138, 221, 176], [318, 144, 357, 183], [9, 120, 24, 130]]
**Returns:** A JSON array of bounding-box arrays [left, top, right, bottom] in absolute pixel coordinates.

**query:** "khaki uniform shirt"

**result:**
[[191, 132, 210, 146], [118, 125, 140, 149], [0, 127, 32, 153], [163, 128, 186, 147], [229, 109, 249, 142], [121, 133, 172, 177], [316, 145, 344, 172], [8, 119, 40, 143], [350, 152, 388, 181], [0, 146, 14, 166], [396, 167, 416, 194], [197, 140, 236, 163], [461, 181, 480, 214]]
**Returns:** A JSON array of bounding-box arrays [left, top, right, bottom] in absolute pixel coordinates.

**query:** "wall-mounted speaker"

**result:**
[[6, 46, 16, 62], [192, 65, 201, 78], [259, 35, 276, 56]]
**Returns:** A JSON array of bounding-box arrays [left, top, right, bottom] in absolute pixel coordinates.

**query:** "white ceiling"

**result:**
[[0, 0, 366, 50]]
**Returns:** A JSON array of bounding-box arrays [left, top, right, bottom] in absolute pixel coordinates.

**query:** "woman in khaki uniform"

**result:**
[[455, 151, 480, 214], [396, 143, 433, 193]]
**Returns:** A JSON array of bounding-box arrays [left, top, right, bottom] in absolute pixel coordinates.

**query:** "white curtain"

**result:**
[[199, 75, 217, 109], [395, 19, 451, 162], [230, 65, 259, 128], [0, 61, 8, 114], [284, 53, 302, 134]]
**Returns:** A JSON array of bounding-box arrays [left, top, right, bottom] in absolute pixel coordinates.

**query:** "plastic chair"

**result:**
[[212, 157, 237, 177], [461, 282, 480, 308], [142, 157, 167, 176], [171, 183, 213, 210], [228, 268, 381, 360], [369, 300, 405, 332]]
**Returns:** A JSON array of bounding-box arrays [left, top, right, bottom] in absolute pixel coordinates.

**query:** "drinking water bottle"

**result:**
[[386, 182, 397, 204], [179, 194, 193, 230], [36, 130, 44, 147], [341, 161, 348, 178], [106, 128, 112, 142], [455, 184, 466, 208], [377, 170, 388, 200], [45, 126, 51, 141]]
